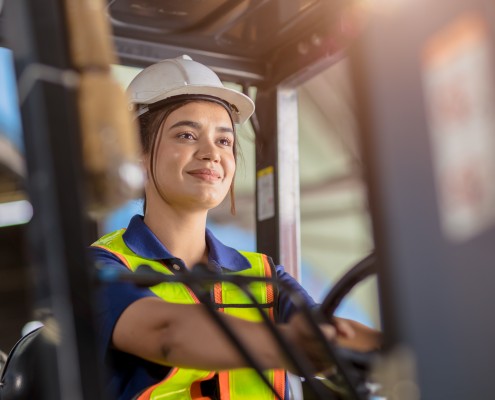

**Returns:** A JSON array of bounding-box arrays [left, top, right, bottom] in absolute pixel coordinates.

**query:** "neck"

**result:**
[[144, 205, 209, 269]]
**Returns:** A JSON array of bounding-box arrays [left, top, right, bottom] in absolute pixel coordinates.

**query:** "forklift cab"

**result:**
[[1, 0, 495, 399], [0, 1, 377, 399]]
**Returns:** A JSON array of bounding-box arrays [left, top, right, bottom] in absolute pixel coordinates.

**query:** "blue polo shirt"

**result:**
[[90, 215, 316, 400]]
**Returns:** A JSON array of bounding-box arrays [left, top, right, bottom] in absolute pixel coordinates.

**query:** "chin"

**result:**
[[188, 191, 226, 209], [202, 198, 225, 210]]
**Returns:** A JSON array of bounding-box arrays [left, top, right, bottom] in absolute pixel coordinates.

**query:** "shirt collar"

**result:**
[[123, 214, 251, 272]]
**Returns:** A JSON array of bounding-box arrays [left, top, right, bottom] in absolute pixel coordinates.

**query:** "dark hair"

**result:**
[[137, 99, 238, 214]]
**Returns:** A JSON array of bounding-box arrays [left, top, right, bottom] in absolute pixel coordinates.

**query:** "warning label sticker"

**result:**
[[257, 166, 275, 221]]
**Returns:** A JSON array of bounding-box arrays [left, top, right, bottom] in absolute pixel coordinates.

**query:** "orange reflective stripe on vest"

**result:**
[[137, 368, 215, 400], [93, 230, 286, 400]]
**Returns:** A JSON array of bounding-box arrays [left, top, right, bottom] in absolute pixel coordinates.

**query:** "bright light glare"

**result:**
[[0, 199, 33, 227]]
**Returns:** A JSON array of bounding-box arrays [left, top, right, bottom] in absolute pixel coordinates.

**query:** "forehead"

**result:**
[[165, 100, 233, 127]]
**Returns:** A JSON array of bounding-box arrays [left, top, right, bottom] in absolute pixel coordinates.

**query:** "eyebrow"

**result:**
[[169, 120, 234, 134]]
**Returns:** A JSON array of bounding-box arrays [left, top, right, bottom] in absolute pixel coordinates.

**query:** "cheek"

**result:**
[[155, 147, 186, 174], [167, 149, 184, 160], [224, 155, 236, 179]]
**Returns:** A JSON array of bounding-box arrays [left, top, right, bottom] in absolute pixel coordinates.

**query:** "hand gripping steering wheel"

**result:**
[[302, 253, 378, 400]]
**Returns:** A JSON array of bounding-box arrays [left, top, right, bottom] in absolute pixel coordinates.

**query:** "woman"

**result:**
[[91, 55, 380, 400]]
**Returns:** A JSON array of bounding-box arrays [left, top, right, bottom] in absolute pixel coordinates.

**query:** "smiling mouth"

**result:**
[[187, 169, 222, 182]]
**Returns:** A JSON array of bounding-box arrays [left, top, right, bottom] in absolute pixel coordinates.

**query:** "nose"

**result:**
[[197, 140, 220, 163], [199, 151, 220, 163]]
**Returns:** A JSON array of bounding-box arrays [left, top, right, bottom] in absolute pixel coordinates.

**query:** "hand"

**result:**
[[281, 312, 338, 373], [333, 317, 382, 352], [280, 314, 382, 374]]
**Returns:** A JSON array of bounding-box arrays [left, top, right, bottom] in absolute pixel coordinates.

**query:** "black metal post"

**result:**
[[351, 0, 495, 398], [3, 0, 105, 399]]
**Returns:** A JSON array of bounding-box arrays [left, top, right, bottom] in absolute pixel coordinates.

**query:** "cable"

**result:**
[[296, 301, 368, 400], [193, 262, 332, 400], [188, 267, 370, 399], [96, 263, 372, 399], [179, 264, 284, 400], [234, 280, 334, 400], [99, 264, 284, 399]]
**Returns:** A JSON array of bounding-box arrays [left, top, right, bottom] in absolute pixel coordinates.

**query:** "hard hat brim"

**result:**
[[134, 84, 255, 125]]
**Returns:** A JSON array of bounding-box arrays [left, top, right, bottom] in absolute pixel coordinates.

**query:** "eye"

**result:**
[[177, 132, 196, 140], [218, 137, 233, 147]]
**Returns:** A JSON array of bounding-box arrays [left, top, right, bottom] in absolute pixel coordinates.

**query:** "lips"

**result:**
[[187, 168, 222, 181]]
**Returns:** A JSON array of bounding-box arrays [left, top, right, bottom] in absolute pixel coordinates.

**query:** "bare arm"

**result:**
[[112, 297, 337, 371]]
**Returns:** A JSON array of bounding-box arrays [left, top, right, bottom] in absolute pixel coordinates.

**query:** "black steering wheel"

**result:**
[[319, 253, 377, 318], [301, 253, 379, 400]]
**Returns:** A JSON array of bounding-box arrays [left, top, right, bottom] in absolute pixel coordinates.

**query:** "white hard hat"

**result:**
[[128, 55, 255, 124]]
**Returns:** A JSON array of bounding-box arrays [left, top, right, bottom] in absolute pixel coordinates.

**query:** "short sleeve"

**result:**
[[89, 246, 157, 360], [275, 264, 317, 323]]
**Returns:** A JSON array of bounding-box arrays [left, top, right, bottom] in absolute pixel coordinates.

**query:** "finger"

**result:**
[[319, 324, 337, 341], [333, 318, 356, 339]]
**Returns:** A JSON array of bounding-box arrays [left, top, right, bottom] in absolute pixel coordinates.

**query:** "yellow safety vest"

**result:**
[[93, 229, 286, 400]]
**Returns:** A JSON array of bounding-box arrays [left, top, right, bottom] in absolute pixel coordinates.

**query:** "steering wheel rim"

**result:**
[[320, 252, 376, 318], [304, 253, 378, 400]]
